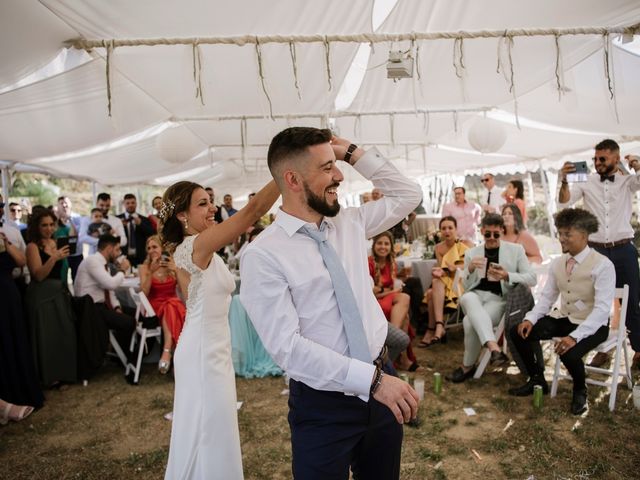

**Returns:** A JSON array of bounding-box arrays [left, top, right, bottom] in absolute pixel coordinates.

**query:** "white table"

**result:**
[[397, 257, 438, 290]]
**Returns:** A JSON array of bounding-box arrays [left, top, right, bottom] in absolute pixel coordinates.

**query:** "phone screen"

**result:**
[[56, 236, 69, 249], [567, 161, 588, 183]]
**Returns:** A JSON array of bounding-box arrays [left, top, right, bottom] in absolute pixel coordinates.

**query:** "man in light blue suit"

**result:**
[[447, 213, 536, 382]]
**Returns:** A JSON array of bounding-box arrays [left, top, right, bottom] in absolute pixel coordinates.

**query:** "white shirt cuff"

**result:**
[[344, 359, 376, 401], [353, 147, 386, 179]]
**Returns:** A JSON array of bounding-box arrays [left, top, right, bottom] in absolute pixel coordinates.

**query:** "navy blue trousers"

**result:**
[[288, 366, 402, 480], [592, 242, 640, 351]]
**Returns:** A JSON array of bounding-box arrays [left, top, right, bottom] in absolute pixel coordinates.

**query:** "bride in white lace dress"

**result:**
[[159, 181, 279, 480]]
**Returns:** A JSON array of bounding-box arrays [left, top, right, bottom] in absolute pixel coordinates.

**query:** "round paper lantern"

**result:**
[[468, 117, 507, 154], [156, 126, 203, 164]]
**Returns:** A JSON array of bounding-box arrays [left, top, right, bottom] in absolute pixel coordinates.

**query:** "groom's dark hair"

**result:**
[[267, 127, 332, 188]]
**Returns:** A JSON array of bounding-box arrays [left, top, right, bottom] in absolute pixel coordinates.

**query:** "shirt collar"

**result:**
[[570, 245, 591, 264], [275, 207, 335, 237]]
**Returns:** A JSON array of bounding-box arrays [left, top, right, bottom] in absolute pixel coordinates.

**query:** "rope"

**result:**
[[68, 25, 640, 50], [104, 39, 114, 117], [289, 42, 302, 100], [453, 37, 465, 78], [554, 34, 563, 101], [423, 111, 430, 138], [254, 37, 274, 119], [603, 33, 620, 123], [389, 114, 395, 147], [192, 41, 205, 105], [324, 36, 332, 91]]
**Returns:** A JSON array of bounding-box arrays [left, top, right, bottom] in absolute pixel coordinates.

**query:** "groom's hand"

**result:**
[[373, 375, 419, 424]]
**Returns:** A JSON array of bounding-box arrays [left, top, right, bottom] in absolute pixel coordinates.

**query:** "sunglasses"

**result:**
[[592, 156, 608, 163], [480, 178, 490, 183], [484, 231, 501, 239]]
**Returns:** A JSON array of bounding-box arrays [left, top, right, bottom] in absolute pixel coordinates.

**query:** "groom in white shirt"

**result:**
[[240, 127, 422, 479]]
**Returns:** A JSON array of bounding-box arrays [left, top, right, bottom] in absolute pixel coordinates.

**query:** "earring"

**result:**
[[183, 219, 189, 231]]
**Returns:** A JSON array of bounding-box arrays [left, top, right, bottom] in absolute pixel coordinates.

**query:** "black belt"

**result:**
[[588, 238, 632, 249], [373, 346, 388, 369]]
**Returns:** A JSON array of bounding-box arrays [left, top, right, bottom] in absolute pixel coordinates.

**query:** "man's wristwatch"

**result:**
[[343, 143, 358, 165]]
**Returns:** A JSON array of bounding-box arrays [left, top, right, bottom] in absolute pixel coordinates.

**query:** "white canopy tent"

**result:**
[[1, 0, 639, 201]]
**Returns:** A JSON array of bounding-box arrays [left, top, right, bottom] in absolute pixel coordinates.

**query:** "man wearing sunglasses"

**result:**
[[559, 139, 640, 369], [446, 213, 536, 382], [480, 173, 505, 214]]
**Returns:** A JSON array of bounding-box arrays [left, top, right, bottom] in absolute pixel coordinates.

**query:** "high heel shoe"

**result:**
[[158, 348, 172, 374], [428, 321, 447, 346]]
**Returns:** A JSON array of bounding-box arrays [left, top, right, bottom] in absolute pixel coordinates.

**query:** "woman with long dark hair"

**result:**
[[162, 180, 279, 480], [25, 210, 76, 387], [501, 203, 542, 263], [502, 179, 527, 224]]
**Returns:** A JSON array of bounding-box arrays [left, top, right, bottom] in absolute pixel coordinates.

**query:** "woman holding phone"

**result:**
[[25, 210, 77, 387], [138, 235, 186, 374]]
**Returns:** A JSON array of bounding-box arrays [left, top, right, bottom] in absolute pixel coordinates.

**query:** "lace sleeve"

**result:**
[[173, 235, 202, 275]]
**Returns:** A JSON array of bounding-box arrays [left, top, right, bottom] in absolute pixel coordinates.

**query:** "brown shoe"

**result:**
[[588, 352, 611, 368]]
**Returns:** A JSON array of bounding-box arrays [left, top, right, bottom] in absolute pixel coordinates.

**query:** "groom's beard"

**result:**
[[303, 181, 340, 218]]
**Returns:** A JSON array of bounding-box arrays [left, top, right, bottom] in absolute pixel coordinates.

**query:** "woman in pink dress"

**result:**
[[138, 235, 186, 374], [502, 179, 528, 225]]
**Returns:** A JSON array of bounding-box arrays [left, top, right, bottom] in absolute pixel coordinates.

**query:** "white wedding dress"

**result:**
[[165, 235, 244, 480]]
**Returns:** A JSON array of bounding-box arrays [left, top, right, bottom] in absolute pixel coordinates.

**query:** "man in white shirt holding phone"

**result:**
[[559, 139, 640, 368]]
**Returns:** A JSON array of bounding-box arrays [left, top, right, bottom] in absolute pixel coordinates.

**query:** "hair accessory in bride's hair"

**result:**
[[159, 200, 175, 221]]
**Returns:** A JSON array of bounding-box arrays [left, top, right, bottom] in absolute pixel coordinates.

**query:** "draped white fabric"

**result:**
[[0, 0, 639, 194]]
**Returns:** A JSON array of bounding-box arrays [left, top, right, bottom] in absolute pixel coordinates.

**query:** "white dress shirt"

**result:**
[[559, 172, 640, 243], [74, 252, 125, 308], [524, 246, 615, 342], [0, 223, 26, 278], [483, 185, 505, 212], [240, 148, 422, 401]]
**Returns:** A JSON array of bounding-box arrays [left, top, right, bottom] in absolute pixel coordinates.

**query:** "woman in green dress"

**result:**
[[25, 210, 77, 387]]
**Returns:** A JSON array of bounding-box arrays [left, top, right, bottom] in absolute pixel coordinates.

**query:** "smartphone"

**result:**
[[567, 161, 588, 183], [489, 262, 502, 270], [56, 236, 69, 250], [161, 251, 170, 262]]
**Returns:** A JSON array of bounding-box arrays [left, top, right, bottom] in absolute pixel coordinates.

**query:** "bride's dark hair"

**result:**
[[159, 181, 203, 252]]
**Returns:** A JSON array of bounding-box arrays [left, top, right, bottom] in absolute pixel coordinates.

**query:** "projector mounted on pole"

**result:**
[[386, 50, 414, 81]]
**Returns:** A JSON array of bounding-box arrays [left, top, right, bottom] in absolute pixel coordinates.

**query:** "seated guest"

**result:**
[[138, 236, 186, 374], [25, 210, 77, 387], [442, 186, 481, 243], [501, 203, 542, 264], [419, 216, 473, 347], [0, 229, 44, 411], [148, 196, 162, 232], [74, 234, 136, 382], [117, 193, 155, 267], [502, 179, 528, 225], [446, 213, 536, 382], [508, 208, 613, 415], [369, 231, 420, 371]]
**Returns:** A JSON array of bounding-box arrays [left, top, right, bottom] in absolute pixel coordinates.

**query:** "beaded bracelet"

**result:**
[[370, 368, 384, 396]]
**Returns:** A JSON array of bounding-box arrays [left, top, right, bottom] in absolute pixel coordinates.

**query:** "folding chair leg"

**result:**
[[134, 330, 147, 384], [109, 332, 128, 369], [550, 355, 561, 398], [473, 349, 491, 379], [623, 342, 633, 389]]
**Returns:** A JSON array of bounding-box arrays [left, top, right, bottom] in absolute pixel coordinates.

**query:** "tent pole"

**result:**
[[1, 167, 10, 203], [538, 162, 556, 237], [92, 182, 97, 204]]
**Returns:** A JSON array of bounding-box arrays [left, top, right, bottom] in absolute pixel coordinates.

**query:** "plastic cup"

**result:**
[[633, 384, 640, 409], [413, 378, 425, 401], [478, 257, 488, 278]]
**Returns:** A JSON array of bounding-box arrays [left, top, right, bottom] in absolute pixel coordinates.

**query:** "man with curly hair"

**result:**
[[508, 208, 615, 415]]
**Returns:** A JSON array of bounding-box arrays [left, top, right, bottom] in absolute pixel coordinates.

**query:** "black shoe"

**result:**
[[446, 366, 476, 383], [490, 351, 509, 366], [508, 376, 549, 396], [571, 390, 588, 415]]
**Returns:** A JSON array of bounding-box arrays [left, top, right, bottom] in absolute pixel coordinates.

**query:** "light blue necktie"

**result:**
[[300, 223, 371, 363]]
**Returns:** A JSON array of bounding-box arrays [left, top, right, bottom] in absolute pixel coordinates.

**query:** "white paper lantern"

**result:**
[[156, 126, 203, 164], [468, 117, 507, 154]]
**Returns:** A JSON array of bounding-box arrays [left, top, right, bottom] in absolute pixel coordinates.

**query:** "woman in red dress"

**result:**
[[368, 231, 419, 371], [138, 235, 186, 374]]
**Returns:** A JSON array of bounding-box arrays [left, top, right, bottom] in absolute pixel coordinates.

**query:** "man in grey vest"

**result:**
[[508, 208, 615, 415]]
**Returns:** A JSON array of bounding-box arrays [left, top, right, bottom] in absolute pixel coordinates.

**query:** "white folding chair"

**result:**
[[550, 285, 633, 411], [473, 313, 506, 379], [126, 288, 163, 384], [108, 331, 129, 368]]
